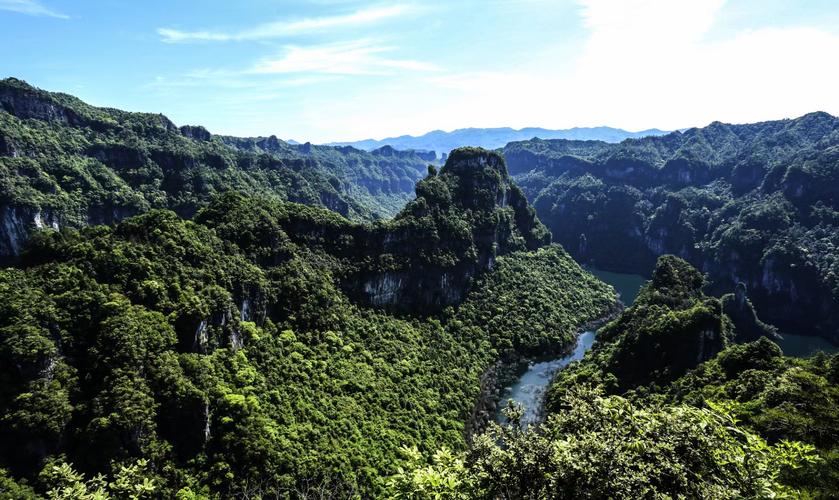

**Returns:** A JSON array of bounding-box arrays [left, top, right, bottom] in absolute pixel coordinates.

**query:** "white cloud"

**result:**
[[146, 71, 338, 93], [251, 40, 438, 75], [397, 0, 839, 135], [0, 0, 68, 18], [145, 0, 839, 143], [158, 5, 411, 43], [564, 0, 839, 130], [577, 0, 724, 48]]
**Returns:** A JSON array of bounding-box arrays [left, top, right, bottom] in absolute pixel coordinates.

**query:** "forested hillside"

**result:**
[[3, 79, 839, 499], [504, 113, 839, 343], [394, 257, 836, 498], [0, 78, 430, 261], [0, 149, 616, 497], [543, 256, 839, 497]]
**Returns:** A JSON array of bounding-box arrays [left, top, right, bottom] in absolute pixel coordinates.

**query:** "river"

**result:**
[[494, 268, 646, 427], [494, 265, 838, 427], [776, 334, 839, 357]]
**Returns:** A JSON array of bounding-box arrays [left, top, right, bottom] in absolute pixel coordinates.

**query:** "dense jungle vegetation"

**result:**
[[0, 148, 615, 498], [2, 80, 839, 499], [504, 113, 839, 343], [0, 78, 431, 259], [395, 257, 838, 498]]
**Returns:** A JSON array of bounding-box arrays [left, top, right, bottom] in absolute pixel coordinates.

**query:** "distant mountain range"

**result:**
[[327, 126, 670, 157]]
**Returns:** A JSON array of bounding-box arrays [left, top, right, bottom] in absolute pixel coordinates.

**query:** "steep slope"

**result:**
[[540, 254, 839, 496], [505, 112, 839, 342], [330, 125, 669, 157], [0, 148, 616, 497], [0, 78, 431, 261], [391, 257, 830, 499], [546, 256, 734, 403]]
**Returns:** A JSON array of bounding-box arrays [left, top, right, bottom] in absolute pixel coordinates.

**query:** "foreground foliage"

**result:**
[[661, 339, 839, 495], [391, 387, 818, 499], [530, 256, 839, 497]]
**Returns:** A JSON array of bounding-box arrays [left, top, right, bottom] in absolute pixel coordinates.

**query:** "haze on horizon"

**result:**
[[2, 0, 839, 143]]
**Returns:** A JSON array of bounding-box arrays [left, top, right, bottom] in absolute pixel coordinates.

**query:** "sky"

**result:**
[[2, 0, 839, 143]]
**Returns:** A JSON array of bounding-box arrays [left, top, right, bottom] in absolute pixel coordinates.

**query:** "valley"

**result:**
[[504, 115, 839, 345], [4, 1, 839, 497], [1, 80, 838, 499], [494, 267, 645, 428]]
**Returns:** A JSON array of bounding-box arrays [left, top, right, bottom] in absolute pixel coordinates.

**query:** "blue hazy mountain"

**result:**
[[328, 126, 669, 156]]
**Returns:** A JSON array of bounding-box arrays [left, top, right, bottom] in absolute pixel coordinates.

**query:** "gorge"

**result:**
[[494, 268, 645, 427], [1, 80, 838, 499], [504, 114, 839, 345]]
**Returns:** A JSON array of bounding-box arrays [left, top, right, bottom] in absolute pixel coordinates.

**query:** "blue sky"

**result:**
[[3, 0, 839, 143]]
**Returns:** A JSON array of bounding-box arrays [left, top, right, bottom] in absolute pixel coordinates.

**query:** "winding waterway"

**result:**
[[494, 265, 838, 427], [494, 268, 646, 427]]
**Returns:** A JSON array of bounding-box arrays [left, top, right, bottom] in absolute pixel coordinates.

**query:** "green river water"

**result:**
[[495, 266, 835, 426]]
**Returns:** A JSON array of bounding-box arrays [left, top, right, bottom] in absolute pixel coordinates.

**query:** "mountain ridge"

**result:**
[[328, 125, 670, 157], [504, 110, 839, 343], [0, 77, 433, 261]]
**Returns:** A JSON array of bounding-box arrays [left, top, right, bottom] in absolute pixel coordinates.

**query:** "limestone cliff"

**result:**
[[506, 113, 839, 343], [195, 148, 550, 314], [0, 78, 432, 263], [351, 147, 550, 311]]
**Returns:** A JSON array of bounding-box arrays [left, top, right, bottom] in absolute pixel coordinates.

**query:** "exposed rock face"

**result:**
[[695, 328, 722, 364], [0, 134, 15, 156], [198, 148, 550, 314], [86, 142, 147, 168], [0, 205, 61, 257], [1, 80, 84, 126], [172, 284, 268, 356], [0, 78, 434, 261], [174, 283, 268, 354], [371, 145, 437, 163], [363, 272, 406, 307], [0, 206, 32, 257], [415, 150, 437, 162], [346, 148, 550, 312], [180, 125, 212, 141], [722, 282, 781, 343], [318, 191, 350, 216]]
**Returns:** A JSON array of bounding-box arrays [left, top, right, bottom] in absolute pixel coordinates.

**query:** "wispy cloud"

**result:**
[[146, 71, 338, 91], [0, 0, 68, 18], [158, 5, 411, 43], [145, 73, 339, 108], [251, 40, 438, 75]]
